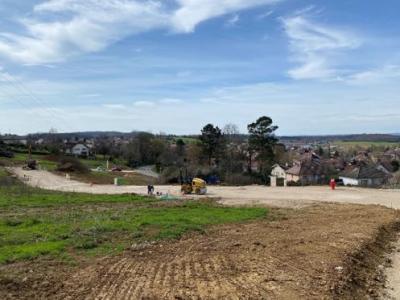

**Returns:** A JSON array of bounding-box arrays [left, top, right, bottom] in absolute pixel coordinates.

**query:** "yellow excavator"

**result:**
[[180, 169, 207, 195]]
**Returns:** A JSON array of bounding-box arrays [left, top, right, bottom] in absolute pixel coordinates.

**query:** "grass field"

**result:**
[[0, 153, 58, 170], [0, 168, 267, 264], [69, 170, 156, 185], [334, 141, 400, 149]]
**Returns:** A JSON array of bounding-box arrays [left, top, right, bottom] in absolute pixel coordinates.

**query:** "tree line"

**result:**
[[108, 115, 281, 184]]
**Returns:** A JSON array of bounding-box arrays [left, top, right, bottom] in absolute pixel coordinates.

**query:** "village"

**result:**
[[1, 127, 399, 189]]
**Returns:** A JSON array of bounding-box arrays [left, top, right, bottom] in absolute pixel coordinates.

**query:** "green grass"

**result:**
[[335, 141, 400, 148], [70, 171, 155, 186], [0, 168, 7, 177], [6, 153, 58, 171], [0, 167, 267, 264], [6, 153, 115, 171]]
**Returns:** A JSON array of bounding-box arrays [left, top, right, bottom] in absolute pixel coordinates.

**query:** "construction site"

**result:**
[[1, 1, 400, 299], [0, 163, 399, 299]]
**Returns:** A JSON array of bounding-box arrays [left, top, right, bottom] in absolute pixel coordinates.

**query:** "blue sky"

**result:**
[[0, 0, 399, 135]]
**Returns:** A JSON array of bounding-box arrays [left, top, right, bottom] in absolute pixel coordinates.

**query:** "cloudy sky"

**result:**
[[0, 0, 399, 135]]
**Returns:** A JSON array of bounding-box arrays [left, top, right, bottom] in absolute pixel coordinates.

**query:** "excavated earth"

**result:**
[[1, 204, 399, 300]]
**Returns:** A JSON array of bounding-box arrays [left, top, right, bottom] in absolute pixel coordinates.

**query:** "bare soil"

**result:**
[[1, 204, 399, 300], [384, 237, 400, 299]]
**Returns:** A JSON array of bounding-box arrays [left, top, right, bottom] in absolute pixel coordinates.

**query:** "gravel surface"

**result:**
[[9, 167, 400, 209]]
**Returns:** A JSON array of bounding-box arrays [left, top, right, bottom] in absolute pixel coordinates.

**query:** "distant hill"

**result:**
[[279, 134, 400, 143], [3, 132, 400, 144], [26, 131, 140, 140]]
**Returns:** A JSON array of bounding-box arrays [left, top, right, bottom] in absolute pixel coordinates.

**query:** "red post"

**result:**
[[330, 178, 336, 190]]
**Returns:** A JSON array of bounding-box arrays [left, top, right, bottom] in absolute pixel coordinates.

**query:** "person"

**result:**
[[147, 185, 155, 195], [330, 178, 336, 190]]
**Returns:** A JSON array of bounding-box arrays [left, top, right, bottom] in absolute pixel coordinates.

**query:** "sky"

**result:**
[[0, 0, 399, 135]]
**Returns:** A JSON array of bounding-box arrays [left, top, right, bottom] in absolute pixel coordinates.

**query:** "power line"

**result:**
[[0, 70, 75, 132], [0, 81, 61, 131]]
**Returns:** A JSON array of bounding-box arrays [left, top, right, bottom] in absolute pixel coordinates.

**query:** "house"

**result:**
[[270, 164, 289, 187], [339, 164, 388, 187], [382, 148, 400, 161], [285, 154, 328, 185], [66, 144, 90, 157], [377, 160, 397, 175], [352, 151, 372, 163]]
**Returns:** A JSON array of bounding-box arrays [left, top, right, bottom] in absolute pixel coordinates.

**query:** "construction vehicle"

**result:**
[[181, 177, 207, 195], [22, 145, 37, 170], [23, 159, 37, 170], [180, 169, 207, 195]]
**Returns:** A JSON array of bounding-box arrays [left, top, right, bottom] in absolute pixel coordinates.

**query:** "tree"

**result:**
[[392, 160, 400, 172], [96, 139, 111, 159], [318, 146, 325, 157], [175, 139, 186, 158], [200, 124, 224, 166], [247, 116, 278, 182], [223, 123, 239, 136]]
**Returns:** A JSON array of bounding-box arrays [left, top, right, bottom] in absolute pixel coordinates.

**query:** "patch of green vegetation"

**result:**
[[9, 153, 58, 171], [78, 156, 127, 170], [176, 137, 199, 144], [8, 153, 114, 171], [0, 185, 153, 209], [0, 241, 66, 264], [335, 141, 400, 148], [0, 168, 7, 178], [70, 170, 155, 186], [0, 167, 268, 264]]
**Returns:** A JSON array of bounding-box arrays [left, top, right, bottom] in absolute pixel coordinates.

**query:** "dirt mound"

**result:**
[[56, 157, 89, 173], [333, 222, 400, 299], [1, 204, 395, 300]]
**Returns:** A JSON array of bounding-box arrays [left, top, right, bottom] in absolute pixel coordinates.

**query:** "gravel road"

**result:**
[[10, 167, 400, 209]]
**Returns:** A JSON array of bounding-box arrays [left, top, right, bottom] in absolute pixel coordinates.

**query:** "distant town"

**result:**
[[1, 119, 399, 189]]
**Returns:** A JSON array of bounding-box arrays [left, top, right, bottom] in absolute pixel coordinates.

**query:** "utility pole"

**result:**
[[28, 143, 32, 161]]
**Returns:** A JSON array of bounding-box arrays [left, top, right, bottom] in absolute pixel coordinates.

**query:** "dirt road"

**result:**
[[10, 167, 400, 209]]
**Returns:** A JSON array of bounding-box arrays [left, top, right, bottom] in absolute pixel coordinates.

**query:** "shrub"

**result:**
[[4, 218, 23, 227], [56, 157, 89, 173], [223, 173, 258, 185]]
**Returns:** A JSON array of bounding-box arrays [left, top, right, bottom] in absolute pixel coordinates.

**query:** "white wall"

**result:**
[[72, 144, 89, 155], [340, 177, 359, 186]]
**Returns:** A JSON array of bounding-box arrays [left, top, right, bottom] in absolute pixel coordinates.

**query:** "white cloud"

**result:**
[[225, 14, 240, 27], [0, 0, 168, 64], [345, 65, 400, 85], [159, 98, 183, 104], [171, 0, 281, 33], [81, 93, 101, 98], [0, 0, 282, 65], [102, 104, 126, 109], [282, 13, 361, 80], [2, 76, 399, 135], [256, 10, 274, 20], [134, 100, 155, 107]]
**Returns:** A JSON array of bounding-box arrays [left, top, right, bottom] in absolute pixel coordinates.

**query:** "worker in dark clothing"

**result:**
[[147, 185, 155, 195]]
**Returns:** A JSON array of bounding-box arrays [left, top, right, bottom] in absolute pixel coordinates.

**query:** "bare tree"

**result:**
[[223, 123, 239, 136]]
